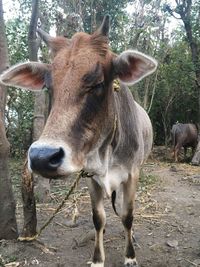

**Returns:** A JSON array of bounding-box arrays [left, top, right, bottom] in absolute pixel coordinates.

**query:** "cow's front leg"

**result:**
[[88, 179, 106, 267], [121, 172, 139, 267]]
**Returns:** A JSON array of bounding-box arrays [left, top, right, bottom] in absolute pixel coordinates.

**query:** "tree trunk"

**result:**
[[0, 0, 18, 239], [162, 115, 168, 147], [20, 0, 43, 239], [20, 159, 37, 239], [29, 0, 50, 203], [143, 77, 150, 110]]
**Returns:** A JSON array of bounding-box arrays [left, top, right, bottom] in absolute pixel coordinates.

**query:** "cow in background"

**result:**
[[0, 16, 157, 267], [171, 123, 198, 162]]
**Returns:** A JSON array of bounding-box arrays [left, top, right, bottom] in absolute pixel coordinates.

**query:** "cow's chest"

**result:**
[[93, 165, 129, 197]]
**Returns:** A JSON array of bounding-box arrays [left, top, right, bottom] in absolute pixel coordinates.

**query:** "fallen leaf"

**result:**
[[5, 262, 20, 267], [166, 240, 178, 248]]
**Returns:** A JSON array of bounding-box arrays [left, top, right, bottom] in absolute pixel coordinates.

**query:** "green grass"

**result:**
[[139, 170, 158, 192], [0, 254, 18, 266]]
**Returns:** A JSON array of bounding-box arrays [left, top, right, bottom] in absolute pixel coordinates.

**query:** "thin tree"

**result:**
[[20, 0, 47, 239], [0, 0, 18, 239], [30, 0, 50, 203]]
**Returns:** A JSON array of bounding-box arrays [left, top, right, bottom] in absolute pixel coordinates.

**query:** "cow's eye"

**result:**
[[91, 82, 104, 96]]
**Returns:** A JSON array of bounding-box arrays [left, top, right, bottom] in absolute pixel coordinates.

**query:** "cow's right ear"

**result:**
[[0, 62, 51, 91]]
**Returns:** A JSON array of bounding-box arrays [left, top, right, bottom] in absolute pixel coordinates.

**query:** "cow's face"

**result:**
[[0, 15, 157, 178], [30, 29, 115, 177]]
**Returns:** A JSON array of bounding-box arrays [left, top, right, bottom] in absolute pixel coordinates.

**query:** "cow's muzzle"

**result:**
[[29, 146, 64, 175]]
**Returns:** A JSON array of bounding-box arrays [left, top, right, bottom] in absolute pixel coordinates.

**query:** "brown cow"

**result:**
[[0, 16, 157, 267], [171, 123, 198, 162]]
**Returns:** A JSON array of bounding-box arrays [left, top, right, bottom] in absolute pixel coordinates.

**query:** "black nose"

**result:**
[[29, 146, 64, 174]]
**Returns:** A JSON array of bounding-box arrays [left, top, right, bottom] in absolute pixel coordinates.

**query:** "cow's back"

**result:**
[[183, 123, 198, 147], [135, 101, 153, 159]]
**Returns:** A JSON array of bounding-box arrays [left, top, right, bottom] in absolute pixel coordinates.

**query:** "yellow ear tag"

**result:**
[[113, 79, 120, 92]]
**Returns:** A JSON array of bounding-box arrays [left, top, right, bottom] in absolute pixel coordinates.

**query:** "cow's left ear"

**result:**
[[0, 62, 51, 91], [113, 50, 157, 85]]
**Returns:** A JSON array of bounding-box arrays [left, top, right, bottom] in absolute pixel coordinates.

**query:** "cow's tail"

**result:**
[[194, 123, 199, 133], [111, 190, 119, 216]]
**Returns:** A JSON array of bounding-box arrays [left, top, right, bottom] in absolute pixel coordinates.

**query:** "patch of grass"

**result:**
[[0, 258, 4, 267], [0, 254, 18, 266], [139, 170, 158, 192], [5, 255, 18, 263]]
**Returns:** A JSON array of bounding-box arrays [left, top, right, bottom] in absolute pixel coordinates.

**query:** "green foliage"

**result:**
[[150, 39, 197, 144], [6, 89, 34, 157], [3, 0, 200, 155], [6, 18, 29, 63], [81, 0, 131, 53], [5, 17, 33, 157]]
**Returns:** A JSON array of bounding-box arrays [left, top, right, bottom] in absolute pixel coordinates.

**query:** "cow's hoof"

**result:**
[[90, 262, 104, 267], [124, 264, 139, 267], [124, 258, 139, 267]]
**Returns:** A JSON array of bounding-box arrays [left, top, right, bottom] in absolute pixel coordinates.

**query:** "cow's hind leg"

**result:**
[[88, 179, 106, 267], [121, 172, 139, 267], [174, 145, 179, 162]]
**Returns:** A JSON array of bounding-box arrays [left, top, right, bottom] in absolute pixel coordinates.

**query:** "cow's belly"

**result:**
[[93, 165, 129, 197]]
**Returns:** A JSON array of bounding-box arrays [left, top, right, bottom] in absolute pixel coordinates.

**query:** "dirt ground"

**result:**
[[1, 147, 200, 267]]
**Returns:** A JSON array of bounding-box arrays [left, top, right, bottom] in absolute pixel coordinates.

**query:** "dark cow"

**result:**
[[171, 123, 198, 162], [0, 16, 157, 267]]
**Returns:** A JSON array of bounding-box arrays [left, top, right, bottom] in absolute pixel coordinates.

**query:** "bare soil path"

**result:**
[[1, 158, 200, 267]]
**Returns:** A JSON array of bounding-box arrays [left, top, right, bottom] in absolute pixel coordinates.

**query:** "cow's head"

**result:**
[[0, 15, 157, 178]]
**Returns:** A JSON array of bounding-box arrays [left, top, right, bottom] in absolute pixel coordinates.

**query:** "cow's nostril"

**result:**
[[29, 146, 65, 174], [49, 148, 64, 167]]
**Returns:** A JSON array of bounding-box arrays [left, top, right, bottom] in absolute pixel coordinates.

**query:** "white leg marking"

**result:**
[[91, 264, 104, 267], [124, 257, 138, 265], [89, 262, 104, 267]]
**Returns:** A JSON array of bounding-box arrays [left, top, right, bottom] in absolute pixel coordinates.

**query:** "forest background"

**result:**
[[2, 0, 200, 156]]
